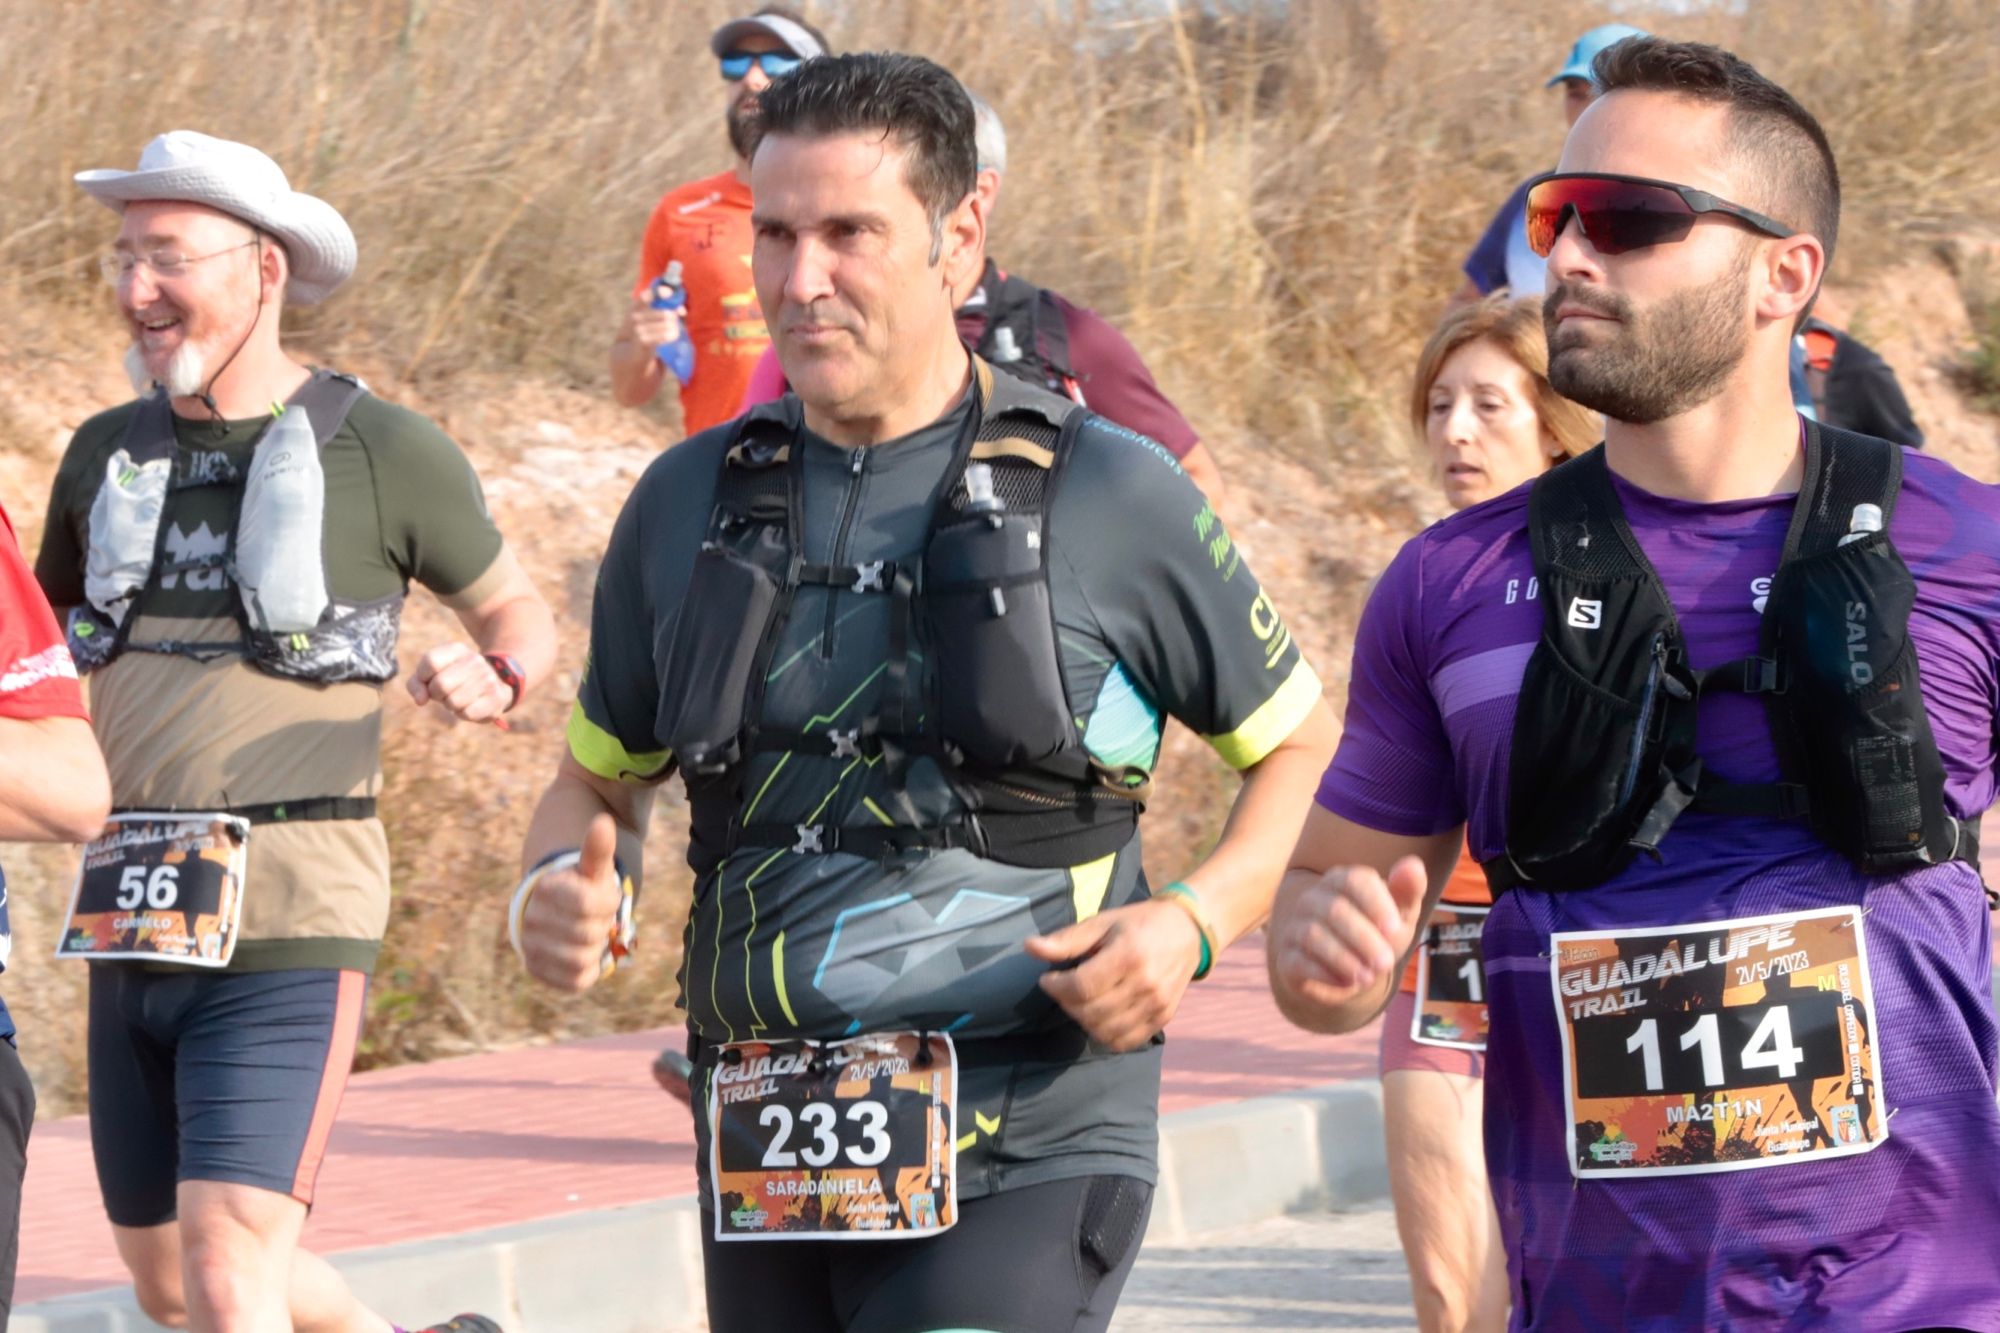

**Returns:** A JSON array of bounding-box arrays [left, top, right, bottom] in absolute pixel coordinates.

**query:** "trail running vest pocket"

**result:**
[[924, 511, 1071, 766], [656, 533, 784, 772], [1765, 533, 1948, 868], [1504, 632, 1672, 888], [246, 593, 403, 684]]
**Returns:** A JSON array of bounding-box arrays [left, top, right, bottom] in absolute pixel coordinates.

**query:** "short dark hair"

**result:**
[[1593, 37, 1840, 268], [749, 52, 977, 253], [751, 5, 832, 58]]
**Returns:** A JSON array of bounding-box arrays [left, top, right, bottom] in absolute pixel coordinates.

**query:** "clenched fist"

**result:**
[[1267, 856, 1430, 1021], [407, 642, 511, 725]]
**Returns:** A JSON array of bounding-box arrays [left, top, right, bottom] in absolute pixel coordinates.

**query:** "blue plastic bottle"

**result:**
[[649, 260, 695, 386]]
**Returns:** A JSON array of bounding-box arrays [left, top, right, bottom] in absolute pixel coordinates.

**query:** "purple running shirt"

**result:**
[[1318, 441, 2000, 1331]]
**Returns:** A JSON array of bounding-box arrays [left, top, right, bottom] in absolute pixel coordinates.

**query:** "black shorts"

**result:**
[[87, 965, 366, 1227], [0, 1037, 34, 1324], [700, 1173, 1154, 1333]]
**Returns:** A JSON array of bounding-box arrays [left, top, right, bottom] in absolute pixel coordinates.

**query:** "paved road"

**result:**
[[1117, 1204, 1416, 1332]]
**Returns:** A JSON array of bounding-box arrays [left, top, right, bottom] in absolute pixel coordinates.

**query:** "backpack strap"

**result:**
[[1030, 285, 1082, 403], [1778, 419, 1901, 562], [287, 370, 369, 445]]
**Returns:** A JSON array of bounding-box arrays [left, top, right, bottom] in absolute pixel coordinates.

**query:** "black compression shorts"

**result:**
[[0, 1038, 32, 1323], [700, 1173, 1154, 1332], [87, 965, 366, 1227]]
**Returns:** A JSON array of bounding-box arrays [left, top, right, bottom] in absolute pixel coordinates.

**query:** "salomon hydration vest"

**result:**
[[657, 363, 1146, 876], [67, 371, 404, 684], [1486, 422, 1978, 893]]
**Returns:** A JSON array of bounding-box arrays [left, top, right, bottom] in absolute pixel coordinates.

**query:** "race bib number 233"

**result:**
[[710, 1031, 956, 1241]]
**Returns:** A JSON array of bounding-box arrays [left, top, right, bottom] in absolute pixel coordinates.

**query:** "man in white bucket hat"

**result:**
[[35, 130, 555, 1333]]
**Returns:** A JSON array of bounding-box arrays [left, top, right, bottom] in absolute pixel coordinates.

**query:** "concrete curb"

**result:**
[[11, 1078, 1390, 1332]]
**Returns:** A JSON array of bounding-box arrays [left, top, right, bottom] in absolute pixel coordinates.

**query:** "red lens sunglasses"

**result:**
[[1525, 172, 1796, 258]]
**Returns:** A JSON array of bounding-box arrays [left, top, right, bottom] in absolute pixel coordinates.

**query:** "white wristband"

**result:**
[[509, 849, 638, 978], [508, 851, 581, 963]]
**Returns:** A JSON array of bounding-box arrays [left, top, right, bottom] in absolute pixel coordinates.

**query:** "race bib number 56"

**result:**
[[57, 813, 248, 967], [1552, 906, 1885, 1178], [710, 1031, 956, 1241]]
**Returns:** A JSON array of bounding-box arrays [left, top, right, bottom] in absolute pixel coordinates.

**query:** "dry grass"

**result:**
[[7, 0, 1997, 433], [1, 0, 1997, 1111]]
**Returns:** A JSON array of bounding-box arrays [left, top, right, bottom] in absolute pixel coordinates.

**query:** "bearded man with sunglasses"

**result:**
[[1270, 37, 2000, 1331], [609, 6, 831, 436]]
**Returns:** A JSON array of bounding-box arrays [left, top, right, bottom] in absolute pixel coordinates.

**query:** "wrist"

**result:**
[[1152, 882, 1218, 981], [483, 653, 526, 712]]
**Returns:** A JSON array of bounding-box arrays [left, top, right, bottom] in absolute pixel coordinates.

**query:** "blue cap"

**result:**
[[1548, 23, 1649, 87]]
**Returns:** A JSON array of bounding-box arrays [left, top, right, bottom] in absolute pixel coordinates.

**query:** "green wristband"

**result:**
[[1155, 882, 1217, 981]]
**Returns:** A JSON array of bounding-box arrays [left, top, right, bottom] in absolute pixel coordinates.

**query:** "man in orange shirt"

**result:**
[[608, 7, 830, 435]]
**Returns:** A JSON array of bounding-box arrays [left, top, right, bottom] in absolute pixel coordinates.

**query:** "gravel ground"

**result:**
[[1114, 1204, 1417, 1331]]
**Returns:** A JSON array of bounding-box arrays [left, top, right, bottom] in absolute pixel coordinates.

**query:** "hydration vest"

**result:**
[[66, 370, 404, 685], [962, 263, 1084, 404], [1485, 422, 1979, 894], [657, 361, 1146, 877]]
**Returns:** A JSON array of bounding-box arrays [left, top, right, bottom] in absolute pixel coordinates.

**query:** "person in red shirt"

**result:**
[[0, 501, 112, 1325], [607, 7, 832, 437]]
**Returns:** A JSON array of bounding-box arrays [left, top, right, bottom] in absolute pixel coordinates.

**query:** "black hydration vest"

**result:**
[[67, 371, 404, 684], [1486, 422, 1978, 894], [964, 263, 1083, 404], [655, 363, 1146, 877]]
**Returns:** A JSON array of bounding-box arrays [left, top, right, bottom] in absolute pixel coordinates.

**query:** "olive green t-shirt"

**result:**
[[36, 387, 507, 972]]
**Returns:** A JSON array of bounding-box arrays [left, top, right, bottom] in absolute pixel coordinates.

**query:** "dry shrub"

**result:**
[[5, 0, 1995, 447], [1, 0, 1996, 1110]]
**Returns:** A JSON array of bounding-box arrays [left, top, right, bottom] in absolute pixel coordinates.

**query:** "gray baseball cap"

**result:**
[[709, 13, 827, 60]]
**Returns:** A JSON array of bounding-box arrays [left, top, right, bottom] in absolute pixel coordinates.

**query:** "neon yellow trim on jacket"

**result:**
[[565, 700, 672, 783], [1203, 659, 1323, 771], [1069, 852, 1117, 923]]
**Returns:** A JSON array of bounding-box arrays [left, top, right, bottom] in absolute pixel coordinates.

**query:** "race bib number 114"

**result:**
[[1551, 906, 1886, 1178]]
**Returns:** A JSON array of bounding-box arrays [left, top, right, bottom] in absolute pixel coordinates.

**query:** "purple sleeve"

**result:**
[[1461, 181, 1530, 296], [1315, 535, 1466, 836], [1056, 299, 1201, 459]]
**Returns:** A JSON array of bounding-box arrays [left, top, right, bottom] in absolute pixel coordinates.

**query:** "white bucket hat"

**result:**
[[75, 131, 357, 305]]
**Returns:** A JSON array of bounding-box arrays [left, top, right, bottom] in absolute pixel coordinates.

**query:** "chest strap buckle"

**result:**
[[793, 824, 826, 854]]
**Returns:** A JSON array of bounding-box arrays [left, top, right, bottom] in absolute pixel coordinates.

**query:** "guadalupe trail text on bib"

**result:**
[[1551, 906, 1885, 1178], [58, 813, 249, 967], [1414, 904, 1490, 1051], [710, 1031, 957, 1241]]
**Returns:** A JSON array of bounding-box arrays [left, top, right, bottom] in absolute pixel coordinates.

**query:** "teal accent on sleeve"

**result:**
[[1081, 662, 1163, 771]]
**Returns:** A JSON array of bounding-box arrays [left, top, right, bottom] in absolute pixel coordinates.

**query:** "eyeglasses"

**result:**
[[1524, 172, 1796, 258], [719, 50, 803, 81], [101, 238, 260, 286]]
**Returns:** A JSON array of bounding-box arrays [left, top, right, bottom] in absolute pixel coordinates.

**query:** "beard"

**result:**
[[1543, 247, 1754, 425], [123, 339, 208, 398], [727, 97, 760, 160]]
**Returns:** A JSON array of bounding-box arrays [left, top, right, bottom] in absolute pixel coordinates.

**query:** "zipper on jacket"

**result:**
[[820, 447, 867, 659]]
